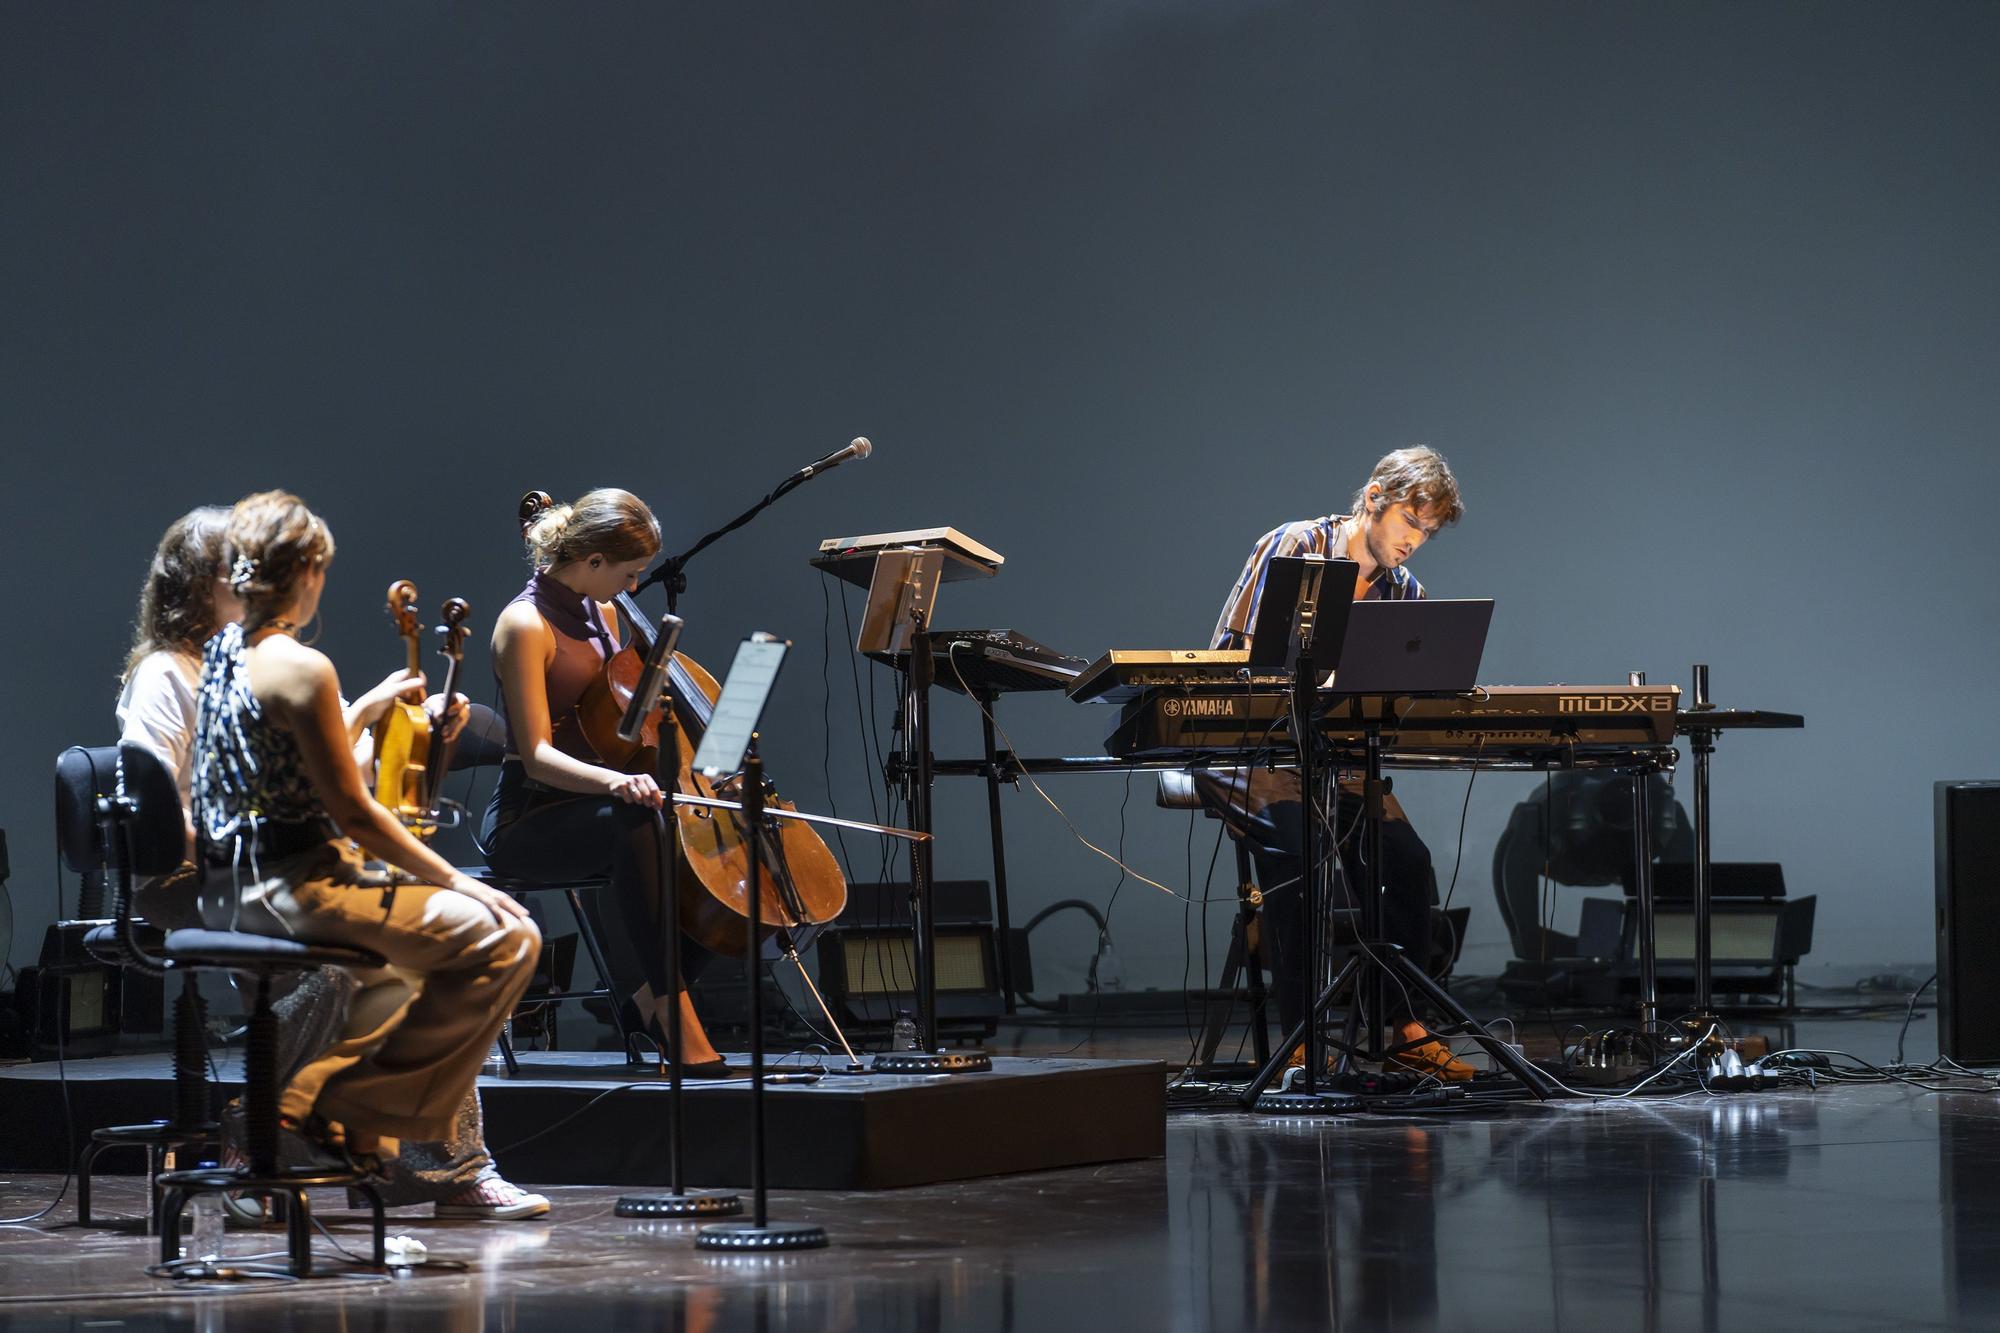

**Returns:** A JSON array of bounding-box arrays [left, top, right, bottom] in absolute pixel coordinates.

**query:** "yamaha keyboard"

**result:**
[[1067, 649, 1294, 703], [1104, 685, 1682, 760]]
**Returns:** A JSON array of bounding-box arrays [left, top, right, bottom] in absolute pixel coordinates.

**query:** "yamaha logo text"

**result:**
[[1162, 697, 1239, 719]]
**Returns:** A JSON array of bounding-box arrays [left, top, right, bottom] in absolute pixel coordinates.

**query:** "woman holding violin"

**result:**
[[120, 502, 551, 1218], [191, 490, 541, 1161], [482, 488, 729, 1072]]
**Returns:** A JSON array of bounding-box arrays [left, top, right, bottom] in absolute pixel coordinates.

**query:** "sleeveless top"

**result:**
[[191, 623, 328, 844], [483, 572, 618, 837]]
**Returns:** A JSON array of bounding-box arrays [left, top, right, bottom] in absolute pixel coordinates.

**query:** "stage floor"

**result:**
[[3, 998, 1997, 1330]]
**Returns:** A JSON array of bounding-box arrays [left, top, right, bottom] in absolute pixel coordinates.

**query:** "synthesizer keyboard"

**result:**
[[1104, 685, 1682, 759]]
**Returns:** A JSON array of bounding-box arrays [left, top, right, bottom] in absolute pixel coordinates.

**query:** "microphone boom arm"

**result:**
[[636, 444, 861, 612]]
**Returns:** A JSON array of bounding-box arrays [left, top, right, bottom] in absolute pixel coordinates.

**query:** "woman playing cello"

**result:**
[[482, 488, 729, 1072]]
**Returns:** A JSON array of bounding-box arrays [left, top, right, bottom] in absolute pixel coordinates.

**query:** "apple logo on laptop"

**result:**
[[1405, 637, 1422, 654]]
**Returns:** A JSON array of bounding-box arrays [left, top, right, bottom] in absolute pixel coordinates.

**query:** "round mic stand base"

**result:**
[[696, 1219, 830, 1252], [1254, 1090, 1363, 1116], [871, 1049, 993, 1075], [616, 1192, 744, 1219]]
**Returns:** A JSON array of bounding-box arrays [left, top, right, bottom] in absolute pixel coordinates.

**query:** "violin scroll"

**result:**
[[436, 596, 472, 658], [385, 580, 422, 645]]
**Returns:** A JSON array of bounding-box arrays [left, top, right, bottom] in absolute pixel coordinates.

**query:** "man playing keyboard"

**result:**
[[1200, 445, 1472, 1080]]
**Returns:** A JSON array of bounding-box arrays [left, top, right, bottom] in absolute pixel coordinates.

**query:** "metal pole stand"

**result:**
[[1242, 702, 1561, 1111], [874, 610, 991, 1075], [697, 742, 828, 1253], [978, 692, 1018, 1014], [617, 721, 741, 1221], [1628, 671, 1662, 1033], [1250, 650, 1356, 1115], [1672, 662, 1726, 1056]]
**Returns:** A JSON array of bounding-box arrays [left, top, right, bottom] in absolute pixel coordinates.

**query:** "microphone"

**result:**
[[617, 613, 685, 744], [796, 437, 873, 479]]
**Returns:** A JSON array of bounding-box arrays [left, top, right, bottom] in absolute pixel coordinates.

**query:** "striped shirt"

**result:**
[[1210, 515, 1425, 651]]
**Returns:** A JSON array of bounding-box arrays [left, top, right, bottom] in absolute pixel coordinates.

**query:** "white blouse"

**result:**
[[116, 649, 202, 815]]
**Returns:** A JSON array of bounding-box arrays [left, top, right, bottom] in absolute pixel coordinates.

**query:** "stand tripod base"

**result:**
[[1254, 1090, 1363, 1116], [616, 1191, 743, 1219], [695, 1220, 829, 1252], [1240, 944, 1562, 1108], [872, 1049, 992, 1074]]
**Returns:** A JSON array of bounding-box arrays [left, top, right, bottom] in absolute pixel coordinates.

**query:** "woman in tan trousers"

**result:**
[[121, 503, 549, 1214], [190, 489, 541, 1160]]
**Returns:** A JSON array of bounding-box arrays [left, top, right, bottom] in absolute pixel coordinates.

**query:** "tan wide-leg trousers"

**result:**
[[202, 842, 540, 1142]]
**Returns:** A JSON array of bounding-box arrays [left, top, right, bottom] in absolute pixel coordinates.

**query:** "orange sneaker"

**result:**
[[1389, 1023, 1477, 1082]]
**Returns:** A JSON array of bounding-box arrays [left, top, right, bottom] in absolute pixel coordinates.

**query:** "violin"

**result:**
[[371, 583, 473, 833], [422, 597, 472, 817], [519, 491, 849, 957], [371, 580, 434, 825]]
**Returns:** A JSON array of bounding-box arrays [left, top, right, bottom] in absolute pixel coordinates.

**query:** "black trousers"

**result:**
[[481, 791, 714, 1021], [1200, 771, 1438, 1034]]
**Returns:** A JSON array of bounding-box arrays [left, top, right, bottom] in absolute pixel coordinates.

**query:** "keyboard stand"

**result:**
[[1242, 710, 1563, 1110]]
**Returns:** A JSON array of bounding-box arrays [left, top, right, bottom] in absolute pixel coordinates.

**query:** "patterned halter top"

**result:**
[[192, 622, 328, 844]]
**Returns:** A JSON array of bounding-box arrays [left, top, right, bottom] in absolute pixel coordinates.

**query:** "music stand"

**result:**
[[1240, 598, 1559, 1113], [610, 613, 743, 1222], [1247, 556, 1358, 679], [858, 548, 991, 1074], [678, 634, 831, 1252], [1245, 559, 1350, 1110]]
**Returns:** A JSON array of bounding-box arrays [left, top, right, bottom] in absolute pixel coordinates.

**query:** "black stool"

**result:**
[[458, 868, 633, 1071], [57, 746, 217, 1233], [55, 743, 388, 1276], [152, 929, 387, 1277], [75, 921, 215, 1231], [1157, 771, 1274, 1069]]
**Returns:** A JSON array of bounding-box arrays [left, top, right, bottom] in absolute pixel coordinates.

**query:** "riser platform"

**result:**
[[0, 1050, 1166, 1191]]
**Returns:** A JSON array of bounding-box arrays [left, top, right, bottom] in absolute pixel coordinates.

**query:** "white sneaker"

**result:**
[[434, 1178, 551, 1220]]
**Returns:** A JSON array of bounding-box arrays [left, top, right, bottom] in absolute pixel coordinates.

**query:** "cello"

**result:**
[[519, 492, 849, 958]]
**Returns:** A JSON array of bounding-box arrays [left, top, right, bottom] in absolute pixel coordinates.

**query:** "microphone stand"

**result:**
[[612, 614, 742, 1222]]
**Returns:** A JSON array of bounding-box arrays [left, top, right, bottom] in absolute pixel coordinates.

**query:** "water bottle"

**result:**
[[892, 1010, 920, 1051], [1094, 940, 1126, 992], [186, 1162, 224, 1263]]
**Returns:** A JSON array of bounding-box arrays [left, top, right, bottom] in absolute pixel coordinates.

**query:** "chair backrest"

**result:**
[[54, 744, 185, 878]]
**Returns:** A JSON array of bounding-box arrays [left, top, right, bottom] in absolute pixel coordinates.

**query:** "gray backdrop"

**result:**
[[6, 3, 1996, 995]]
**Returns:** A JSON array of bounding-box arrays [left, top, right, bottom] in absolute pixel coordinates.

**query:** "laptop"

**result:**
[[1324, 599, 1493, 696]]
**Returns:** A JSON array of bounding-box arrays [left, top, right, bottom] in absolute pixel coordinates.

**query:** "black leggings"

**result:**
[[482, 792, 715, 1014]]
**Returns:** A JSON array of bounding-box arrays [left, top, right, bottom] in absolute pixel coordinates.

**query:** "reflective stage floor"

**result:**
[[3, 1000, 1996, 1331]]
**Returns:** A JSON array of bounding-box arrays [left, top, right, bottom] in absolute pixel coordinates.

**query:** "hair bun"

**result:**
[[520, 488, 659, 570]]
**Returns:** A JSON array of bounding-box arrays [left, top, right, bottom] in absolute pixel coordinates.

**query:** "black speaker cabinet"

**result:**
[[1936, 782, 2000, 1065]]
